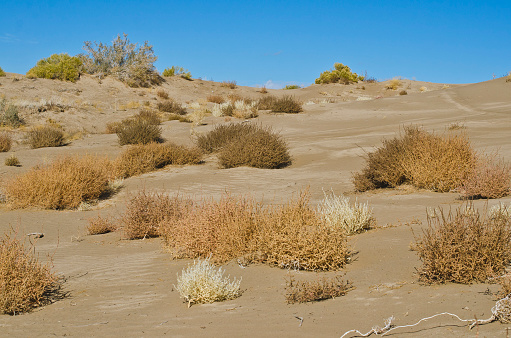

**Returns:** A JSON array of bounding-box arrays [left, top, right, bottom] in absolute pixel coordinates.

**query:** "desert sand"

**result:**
[[1, 73, 510, 337]]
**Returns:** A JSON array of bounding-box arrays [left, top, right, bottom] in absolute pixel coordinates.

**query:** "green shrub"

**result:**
[[26, 54, 82, 82], [162, 66, 191, 80], [271, 96, 302, 114], [0, 67, 6, 77], [116, 119, 162, 145], [218, 126, 291, 169], [0, 98, 23, 128], [80, 33, 162, 87], [27, 125, 65, 149], [315, 63, 364, 84], [0, 132, 12, 152], [284, 85, 300, 89]]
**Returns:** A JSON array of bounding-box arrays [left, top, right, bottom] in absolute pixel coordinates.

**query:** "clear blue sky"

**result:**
[[1, 1, 510, 88]]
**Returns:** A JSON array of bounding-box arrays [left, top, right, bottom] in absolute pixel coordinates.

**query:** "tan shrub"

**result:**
[[196, 123, 260, 153], [271, 96, 302, 114], [156, 89, 169, 99], [257, 95, 277, 110], [285, 275, 353, 303], [116, 119, 162, 145], [259, 87, 268, 94], [414, 206, 511, 284], [0, 230, 60, 314], [27, 125, 65, 149], [157, 100, 186, 115], [133, 109, 161, 125], [87, 215, 116, 235], [218, 126, 291, 169], [4, 154, 20, 167], [385, 78, 401, 90], [252, 191, 350, 271], [460, 154, 511, 199], [160, 194, 257, 262], [105, 121, 122, 134], [0, 132, 12, 152], [207, 95, 225, 104], [221, 81, 237, 89], [353, 126, 477, 192], [114, 142, 202, 178], [121, 190, 189, 240], [5, 155, 114, 210]]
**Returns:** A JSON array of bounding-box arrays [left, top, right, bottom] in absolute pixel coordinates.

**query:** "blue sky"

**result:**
[[1, 1, 510, 88]]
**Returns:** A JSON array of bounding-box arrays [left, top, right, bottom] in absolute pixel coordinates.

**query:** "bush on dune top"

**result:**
[[315, 63, 364, 84], [26, 53, 82, 82]]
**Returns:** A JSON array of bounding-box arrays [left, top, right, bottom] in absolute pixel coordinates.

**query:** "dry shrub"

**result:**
[[121, 190, 189, 240], [175, 257, 242, 307], [285, 275, 353, 303], [414, 206, 511, 284], [157, 100, 186, 115], [399, 90, 408, 95], [160, 194, 257, 263], [105, 121, 122, 134], [207, 95, 225, 104], [271, 96, 302, 114], [460, 154, 511, 199], [116, 119, 162, 145], [4, 155, 20, 167], [385, 78, 401, 90], [114, 142, 202, 178], [196, 123, 260, 153], [87, 215, 116, 235], [27, 125, 65, 149], [133, 109, 161, 125], [0, 132, 12, 152], [156, 89, 169, 99], [257, 95, 277, 110], [167, 113, 191, 123], [218, 126, 291, 169], [252, 191, 350, 271], [259, 87, 268, 94], [0, 230, 60, 315], [221, 80, 237, 89], [353, 126, 477, 192], [498, 274, 511, 298], [5, 155, 114, 210]]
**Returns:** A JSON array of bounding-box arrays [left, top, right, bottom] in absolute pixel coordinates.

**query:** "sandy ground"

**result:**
[[0, 73, 511, 337]]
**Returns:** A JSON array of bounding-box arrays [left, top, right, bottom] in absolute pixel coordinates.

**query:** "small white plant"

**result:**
[[211, 102, 229, 117], [175, 257, 242, 307], [317, 191, 375, 235]]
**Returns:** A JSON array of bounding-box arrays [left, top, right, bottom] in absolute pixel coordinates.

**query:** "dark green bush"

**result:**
[[315, 63, 364, 84], [80, 33, 163, 87], [116, 119, 162, 145], [27, 125, 65, 149], [26, 54, 82, 82], [271, 96, 302, 114]]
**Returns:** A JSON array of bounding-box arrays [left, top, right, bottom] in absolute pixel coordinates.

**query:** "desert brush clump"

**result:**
[[132, 108, 161, 125], [26, 125, 65, 149], [285, 275, 353, 303], [0, 230, 60, 315], [284, 85, 300, 89], [460, 154, 511, 199], [162, 66, 191, 80], [4, 155, 20, 167], [353, 126, 477, 193], [5, 155, 114, 210], [385, 78, 402, 90], [26, 53, 82, 82], [87, 215, 117, 235], [114, 142, 202, 178], [221, 80, 237, 89], [0, 98, 23, 128], [256, 95, 277, 110], [269, 96, 303, 114], [0, 67, 6, 77], [315, 63, 364, 84], [80, 33, 162, 87], [413, 205, 511, 284], [116, 118, 162, 145], [175, 257, 242, 307], [489, 203, 511, 220], [317, 191, 375, 235], [160, 194, 257, 263], [207, 95, 225, 104], [0, 132, 12, 152], [156, 89, 169, 99], [196, 122, 291, 169], [157, 100, 187, 115]]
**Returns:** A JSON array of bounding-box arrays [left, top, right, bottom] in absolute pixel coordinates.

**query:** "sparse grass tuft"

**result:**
[[460, 154, 511, 199], [4, 155, 20, 167], [157, 100, 187, 115], [317, 192, 375, 235], [27, 125, 65, 149], [87, 215, 116, 235], [221, 81, 237, 89], [116, 119, 162, 145], [0, 132, 12, 152], [414, 205, 511, 284], [352, 126, 477, 192], [175, 257, 242, 307], [114, 142, 202, 178], [0, 230, 60, 314], [156, 89, 169, 99], [285, 275, 353, 303], [5, 155, 114, 210], [270, 96, 302, 114]]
